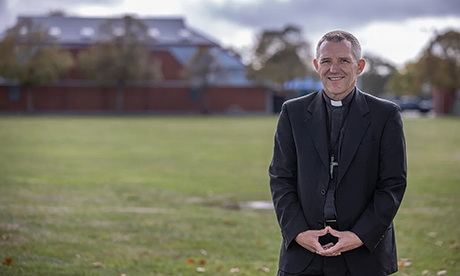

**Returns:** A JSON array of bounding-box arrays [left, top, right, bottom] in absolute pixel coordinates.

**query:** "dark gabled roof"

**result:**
[[168, 46, 252, 86], [14, 15, 218, 47], [169, 47, 244, 69]]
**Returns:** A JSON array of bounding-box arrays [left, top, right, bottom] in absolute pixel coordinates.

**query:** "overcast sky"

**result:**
[[1, 0, 459, 67]]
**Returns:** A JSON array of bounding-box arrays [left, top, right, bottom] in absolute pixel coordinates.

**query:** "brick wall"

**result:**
[[0, 85, 268, 113]]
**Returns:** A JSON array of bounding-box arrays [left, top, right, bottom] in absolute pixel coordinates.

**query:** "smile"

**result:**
[[328, 77, 344, 81]]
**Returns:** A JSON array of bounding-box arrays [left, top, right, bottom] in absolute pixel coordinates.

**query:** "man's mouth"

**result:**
[[328, 77, 344, 81]]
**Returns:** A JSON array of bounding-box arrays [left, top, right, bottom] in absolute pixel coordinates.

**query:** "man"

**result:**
[[269, 30, 407, 276]]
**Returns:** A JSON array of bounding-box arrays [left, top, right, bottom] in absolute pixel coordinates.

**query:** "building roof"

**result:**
[[14, 15, 218, 47], [168, 46, 252, 86], [169, 47, 244, 69]]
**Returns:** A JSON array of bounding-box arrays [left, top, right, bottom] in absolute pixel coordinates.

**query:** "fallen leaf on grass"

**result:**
[[200, 249, 207, 256], [230, 267, 240, 273], [3, 258, 13, 264], [428, 232, 438, 237], [199, 259, 206, 265], [449, 242, 459, 249], [256, 241, 264, 246], [261, 266, 270, 273], [403, 261, 412, 267], [187, 259, 195, 264], [139, 252, 149, 258], [216, 265, 223, 272], [397, 258, 411, 268], [435, 240, 444, 246], [92, 262, 103, 268], [2, 234, 8, 240], [422, 270, 430, 275], [196, 267, 206, 272], [437, 270, 447, 275]]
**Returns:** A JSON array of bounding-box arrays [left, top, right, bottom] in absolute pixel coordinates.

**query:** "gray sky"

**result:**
[[1, 0, 459, 67]]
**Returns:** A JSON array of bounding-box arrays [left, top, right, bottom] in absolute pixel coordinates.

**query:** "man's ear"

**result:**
[[357, 59, 366, 75], [313, 59, 319, 71]]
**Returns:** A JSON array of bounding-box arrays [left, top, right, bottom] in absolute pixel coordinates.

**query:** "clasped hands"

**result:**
[[294, 226, 363, 257]]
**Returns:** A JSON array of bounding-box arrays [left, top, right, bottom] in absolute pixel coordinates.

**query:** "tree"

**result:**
[[78, 15, 163, 111], [417, 30, 460, 114], [359, 54, 396, 96], [181, 46, 225, 114], [0, 18, 73, 112], [47, 10, 66, 17], [246, 25, 311, 89], [385, 62, 424, 97]]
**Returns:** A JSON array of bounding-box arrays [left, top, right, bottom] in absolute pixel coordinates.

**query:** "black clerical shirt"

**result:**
[[322, 88, 355, 221]]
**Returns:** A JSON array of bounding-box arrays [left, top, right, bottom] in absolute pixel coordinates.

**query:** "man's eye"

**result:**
[[321, 60, 330, 64]]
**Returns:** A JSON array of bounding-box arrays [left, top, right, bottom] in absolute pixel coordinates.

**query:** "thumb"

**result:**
[[317, 227, 329, 236], [327, 227, 340, 236]]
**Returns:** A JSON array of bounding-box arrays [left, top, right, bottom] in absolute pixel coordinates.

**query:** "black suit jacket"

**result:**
[[269, 89, 407, 276]]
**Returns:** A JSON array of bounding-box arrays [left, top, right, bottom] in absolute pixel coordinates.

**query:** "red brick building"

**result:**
[[0, 16, 272, 114]]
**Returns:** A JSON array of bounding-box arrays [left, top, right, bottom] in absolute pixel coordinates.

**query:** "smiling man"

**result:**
[[313, 34, 365, 101], [269, 30, 407, 276]]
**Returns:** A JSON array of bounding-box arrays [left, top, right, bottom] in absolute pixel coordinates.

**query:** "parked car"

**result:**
[[418, 99, 434, 113], [388, 96, 433, 114]]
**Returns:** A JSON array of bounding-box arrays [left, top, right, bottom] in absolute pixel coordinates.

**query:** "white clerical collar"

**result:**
[[331, 100, 342, 107]]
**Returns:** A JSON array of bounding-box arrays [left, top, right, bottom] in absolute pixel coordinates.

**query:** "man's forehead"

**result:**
[[318, 40, 354, 58]]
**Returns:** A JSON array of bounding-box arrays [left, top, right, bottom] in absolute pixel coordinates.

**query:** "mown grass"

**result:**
[[0, 115, 458, 276]]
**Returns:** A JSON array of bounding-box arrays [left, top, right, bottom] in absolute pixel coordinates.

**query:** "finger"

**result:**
[[327, 227, 341, 236], [312, 247, 323, 255], [322, 242, 335, 250], [312, 241, 329, 254], [317, 227, 329, 236], [318, 247, 341, 257]]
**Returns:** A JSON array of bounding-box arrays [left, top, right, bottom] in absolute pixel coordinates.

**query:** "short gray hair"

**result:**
[[316, 30, 362, 61]]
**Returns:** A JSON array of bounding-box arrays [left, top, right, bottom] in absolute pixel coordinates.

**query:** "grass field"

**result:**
[[0, 115, 459, 276]]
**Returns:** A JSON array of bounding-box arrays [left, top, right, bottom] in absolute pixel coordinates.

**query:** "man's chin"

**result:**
[[324, 89, 345, 99]]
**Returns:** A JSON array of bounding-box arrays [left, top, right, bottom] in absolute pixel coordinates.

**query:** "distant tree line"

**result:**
[[245, 26, 460, 114]]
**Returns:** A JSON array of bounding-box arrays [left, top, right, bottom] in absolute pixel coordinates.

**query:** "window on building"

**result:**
[[189, 86, 200, 103], [113, 27, 125, 37], [19, 26, 28, 36], [148, 28, 161, 39], [178, 28, 191, 40], [48, 26, 61, 37], [80, 27, 95, 40], [8, 86, 20, 102]]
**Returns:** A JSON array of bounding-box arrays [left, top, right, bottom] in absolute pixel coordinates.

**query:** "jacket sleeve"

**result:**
[[269, 103, 309, 249], [351, 105, 407, 253]]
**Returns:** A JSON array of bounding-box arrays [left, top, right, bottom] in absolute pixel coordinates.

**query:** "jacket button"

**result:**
[[321, 189, 326, 195]]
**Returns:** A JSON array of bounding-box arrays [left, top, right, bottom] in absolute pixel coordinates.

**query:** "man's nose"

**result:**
[[330, 62, 340, 73]]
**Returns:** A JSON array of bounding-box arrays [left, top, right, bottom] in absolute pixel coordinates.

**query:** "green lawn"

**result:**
[[0, 115, 458, 276]]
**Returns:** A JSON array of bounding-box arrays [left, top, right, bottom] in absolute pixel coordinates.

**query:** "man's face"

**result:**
[[313, 40, 365, 101]]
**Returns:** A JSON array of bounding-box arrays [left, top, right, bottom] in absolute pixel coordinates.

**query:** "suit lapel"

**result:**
[[304, 92, 329, 171], [337, 89, 370, 184]]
